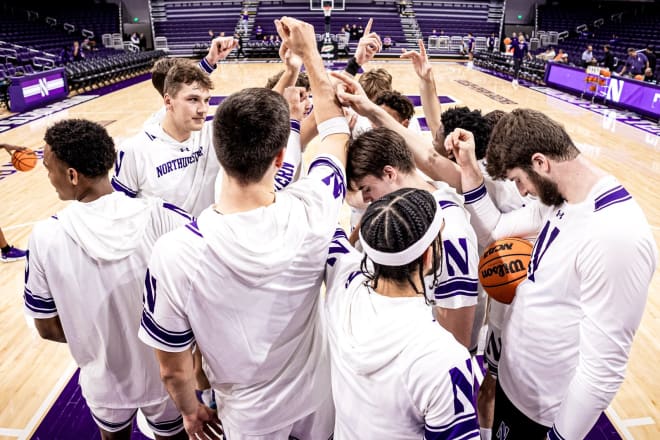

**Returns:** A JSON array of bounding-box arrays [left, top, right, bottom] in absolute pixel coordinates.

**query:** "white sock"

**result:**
[[480, 427, 492, 440]]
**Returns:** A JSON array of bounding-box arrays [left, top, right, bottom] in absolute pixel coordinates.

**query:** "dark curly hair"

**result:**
[[375, 91, 415, 123], [360, 187, 442, 301], [44, 119, 115, 177], [441, 106, 491, 160]]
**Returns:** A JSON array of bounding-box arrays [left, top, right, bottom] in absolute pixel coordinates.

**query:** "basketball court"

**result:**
[[0, 59, 658, 439]]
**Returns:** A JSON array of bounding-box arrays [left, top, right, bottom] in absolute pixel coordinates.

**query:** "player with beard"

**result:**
[[445, 109, 657, 439]]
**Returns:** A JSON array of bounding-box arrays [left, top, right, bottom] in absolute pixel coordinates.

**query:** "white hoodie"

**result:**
[[324, 228, 481, 440], [24, 192, 191, 408], [139, 154, 347, 434]]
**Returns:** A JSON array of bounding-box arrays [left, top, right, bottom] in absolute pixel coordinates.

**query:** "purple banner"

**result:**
[[8, 68, 68, 112], [545, 63, 660, 119]]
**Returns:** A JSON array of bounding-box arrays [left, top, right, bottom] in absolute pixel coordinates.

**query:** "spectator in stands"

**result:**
[[619, 48, 649, 77], [130, 32, 140, 46], [537, 46, 555, 61], [600, 44, 615, 71], [643, 67, 656, 83], [553, 48, 568, 63], [383, 35, 393, 50], [488, 33, 496, 52], [398, 0, 407, 14], [644, 45, 656, 72], [72, 41, 85, 61], [350, 24, 359, 41], [139, 33, 147, 51], [59, 45, 72, 64], [255, 25, 263, 40], [609, 33, 619, 45], [581, 45, 597, 66], [240, 9, 249, 35], [208, 30, 215, 41], [357, 25, 365, 39]]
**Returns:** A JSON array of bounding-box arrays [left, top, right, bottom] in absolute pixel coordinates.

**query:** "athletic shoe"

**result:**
[[1, 246, 27, 262]]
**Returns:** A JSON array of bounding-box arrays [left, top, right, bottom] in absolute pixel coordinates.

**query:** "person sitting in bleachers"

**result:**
[[383, 35, 393, 50], [553, 48, 568, 63], [537, 46, 555, 61], [72, 41, 85, 61]]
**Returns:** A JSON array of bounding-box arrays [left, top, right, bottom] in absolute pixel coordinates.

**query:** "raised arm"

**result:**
[[401, 39, 443, 138], [271, 43, 303, 95], [276, 16, 348, 166], [332, 71, 462, 190], [200, 36, 238, 72]]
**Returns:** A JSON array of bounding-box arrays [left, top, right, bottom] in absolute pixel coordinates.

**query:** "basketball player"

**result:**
[[139, 16, 349, 439], [24, 119, 191, 440], [324, 188, 480, 439], [375, 90, 415, 128], [445, 110, 657, 439], [1, 144, 28, 262]]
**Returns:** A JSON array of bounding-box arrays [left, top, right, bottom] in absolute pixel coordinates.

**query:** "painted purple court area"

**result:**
[[31, 362, 621, 439]]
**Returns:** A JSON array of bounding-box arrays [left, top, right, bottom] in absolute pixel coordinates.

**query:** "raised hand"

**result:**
[[444, 128, 478, 169], [329, 71, 377, 116], [283, 86, 307, 121], [274, 16, 317, 59], [355, 18, 382, 66], [207, 36, 238, 65], [400, 39, 433, 82], [279, 42, 303, 71]]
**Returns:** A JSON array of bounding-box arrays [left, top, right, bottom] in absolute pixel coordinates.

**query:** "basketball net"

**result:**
[[323, 5, 332, 17]]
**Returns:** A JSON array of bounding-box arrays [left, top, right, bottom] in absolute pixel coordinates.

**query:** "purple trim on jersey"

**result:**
[[548, 425, 566, 440], [24, 287, 57, 314], [51, 215, 58, 220], [140, 310, 195, 348], [162, 202, 194, 221], [439, 200, 459, 210], [145, 131, 156, 141], [594, 186, 631, 212], [91, 409, 137, 430], [424, 413, 480, 440], [290, 119, 301, 133], [198, 57, 215, 74], [309, 156, 347, 201], [111, 177, 138, 198], [463, 183, 487, 205], [146, 415, 184, 433], [433, 277, 479, 300], [185, 219, 203, 238]]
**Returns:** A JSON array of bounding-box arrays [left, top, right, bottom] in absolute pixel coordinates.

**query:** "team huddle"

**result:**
[[22, 16, 657, 440]]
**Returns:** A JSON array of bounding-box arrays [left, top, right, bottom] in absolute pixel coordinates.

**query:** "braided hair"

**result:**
[[360, 188, 443, 302]]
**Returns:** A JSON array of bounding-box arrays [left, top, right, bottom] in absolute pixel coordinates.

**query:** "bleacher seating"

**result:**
[[412, 0, 501, 41]]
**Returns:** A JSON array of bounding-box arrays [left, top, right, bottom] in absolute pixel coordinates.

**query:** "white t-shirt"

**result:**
[[324, 228, 480, 440], [426, 182, 480, 309], [139, 155, 347, 434], [112, 120, 220, 217], [464, 177, 657, 439], [24, 193, 191, 408]]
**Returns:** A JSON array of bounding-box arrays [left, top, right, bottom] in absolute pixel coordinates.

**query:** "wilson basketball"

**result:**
[[11, 149, 38, 172], [503, 37, 512, 45], [478, 238, 533, 304]]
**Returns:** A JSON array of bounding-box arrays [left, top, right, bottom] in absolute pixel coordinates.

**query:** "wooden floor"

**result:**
[[0, 60, 658, 439]]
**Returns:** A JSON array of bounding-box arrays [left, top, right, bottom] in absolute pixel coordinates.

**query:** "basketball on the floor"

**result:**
[[478, 238, 533, 304], [11, 149, 38, 172]]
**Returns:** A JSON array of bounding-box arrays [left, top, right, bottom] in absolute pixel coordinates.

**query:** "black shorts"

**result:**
[[492, 380, 550, 440]]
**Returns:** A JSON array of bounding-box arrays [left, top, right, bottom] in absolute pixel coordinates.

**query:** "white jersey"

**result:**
[[426, 182, 480, 309], [24, 192, 191, 408], [139, 155, 347, 434], [112, 120, 220, 217], [465, 177, 657, 439], [324, 228, 480, 440]]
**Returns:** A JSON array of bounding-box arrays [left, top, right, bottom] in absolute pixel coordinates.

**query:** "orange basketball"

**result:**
[[503, 37, 512, 45], [634, 74, 644, 81], [600, 69, 611, 77], [11, 149, 38, 172], [478, 238, 533, 304]]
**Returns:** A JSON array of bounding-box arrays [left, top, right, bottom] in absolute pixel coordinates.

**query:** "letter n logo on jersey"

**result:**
[[114, 150, 125, 175], [496, 422, 510, 440], [528, 221, 560, 282], [144, 269, 157, 313], [444, 238, 469, 276]]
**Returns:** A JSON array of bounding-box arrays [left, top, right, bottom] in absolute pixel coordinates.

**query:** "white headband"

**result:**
[[359, 208, 444, 266]]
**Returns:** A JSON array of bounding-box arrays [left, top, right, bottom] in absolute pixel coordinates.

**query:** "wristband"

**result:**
[[344, 56, 362, 76], [317, 116, 350, 140]]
